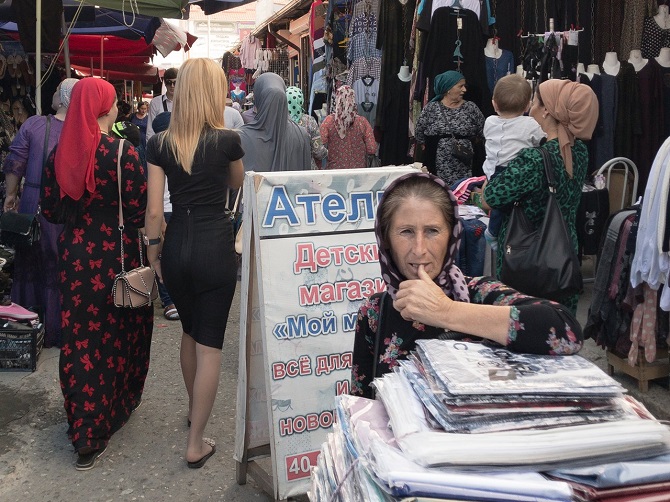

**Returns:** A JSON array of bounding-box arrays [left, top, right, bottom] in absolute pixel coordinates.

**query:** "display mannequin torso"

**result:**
[[484, 38, 502, 59], [587, 64, 601, 75], [602, 52, 621, 76], [581, 64, 601, 81], [629, 49, 649, 72], [655, 5, 670, 29], [656, 47, 670, 67]]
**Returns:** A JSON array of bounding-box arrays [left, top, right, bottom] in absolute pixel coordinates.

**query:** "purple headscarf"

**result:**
[[375, 172, 470, 303]]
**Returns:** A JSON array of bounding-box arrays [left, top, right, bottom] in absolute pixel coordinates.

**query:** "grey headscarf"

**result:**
[[59, 78, 78, 109], [237, 73, 310, 172]]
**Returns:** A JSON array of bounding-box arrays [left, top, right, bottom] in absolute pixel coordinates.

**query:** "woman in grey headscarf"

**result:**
[[237, 73, 310, 172], [2, 77, 78, 347]]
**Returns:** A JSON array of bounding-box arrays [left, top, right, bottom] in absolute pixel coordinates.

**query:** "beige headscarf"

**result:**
[[538, 79, 599, 177]]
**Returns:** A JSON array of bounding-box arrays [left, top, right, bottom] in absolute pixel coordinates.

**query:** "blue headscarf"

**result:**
[[430, 70, 465, 102]]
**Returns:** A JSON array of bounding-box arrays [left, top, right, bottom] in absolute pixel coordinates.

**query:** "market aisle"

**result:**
[[0, 286, 272, 502]]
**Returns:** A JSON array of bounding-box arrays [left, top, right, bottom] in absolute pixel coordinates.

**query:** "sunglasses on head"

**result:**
[[164, 79, 177, 86]]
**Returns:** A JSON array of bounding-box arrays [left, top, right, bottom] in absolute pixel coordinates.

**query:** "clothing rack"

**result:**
[[520, 17, 584, 38]]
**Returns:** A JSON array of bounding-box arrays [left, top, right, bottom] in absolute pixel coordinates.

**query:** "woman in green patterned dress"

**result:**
[[483, 79, 599, 314]]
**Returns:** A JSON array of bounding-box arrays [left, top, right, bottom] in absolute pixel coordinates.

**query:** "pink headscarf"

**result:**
[[538, 79, 598, 177], [334, 85, 357, 139], [55, 78, 116, 200]]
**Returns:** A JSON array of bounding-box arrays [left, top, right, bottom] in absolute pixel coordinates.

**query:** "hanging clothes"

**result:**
[[593, 73, 618, 172], [578, 73, 604, 174], [641, 16, 670, 58], [631, 58, 664, 197], [584, 209, 638, 351], [629, 284, 659, 365], [485, 50, 515, 94], [594, 0, 626, 65], [420, 7, 491, 115], [630, 137, 670, 307], [239, 36, 262, 70], [620, 0, 657, 60], [660, 65, 670, 137], [376, 0, 416, 164], [614, 61, 639, 161]]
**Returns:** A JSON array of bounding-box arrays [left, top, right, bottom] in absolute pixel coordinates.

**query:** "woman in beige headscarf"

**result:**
[[483, 79, 599, 314]]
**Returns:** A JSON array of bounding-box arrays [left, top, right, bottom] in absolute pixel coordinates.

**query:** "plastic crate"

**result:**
[[0, 320, 45, 372]]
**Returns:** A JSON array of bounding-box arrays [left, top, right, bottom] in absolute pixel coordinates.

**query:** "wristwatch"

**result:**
[[143, 234, 162, 246]]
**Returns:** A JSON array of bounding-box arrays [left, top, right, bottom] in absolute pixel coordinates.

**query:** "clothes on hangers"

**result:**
[[584, 209, 638, 350], [620, 0, 657, 62], [239, 35, 262, 70], [614, 61, 638, 160], [641, 15, 670, 59], [353, 78, 380, 128], [485, 49, 515, 93], [631, 58, 665, 196], [346, 57, 381, 86], [592, 73, 617, 176], [420, 7, 491, 114], [631, 137, 670, 303]]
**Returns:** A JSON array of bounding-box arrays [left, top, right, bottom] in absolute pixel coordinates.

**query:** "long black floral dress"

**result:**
[[40, 135, 153, 452]]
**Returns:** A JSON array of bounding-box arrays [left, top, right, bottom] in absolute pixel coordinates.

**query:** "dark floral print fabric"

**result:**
[[40, 135, 153, 451], [351, 276, 583, 399], [415, 100, 485, 186]]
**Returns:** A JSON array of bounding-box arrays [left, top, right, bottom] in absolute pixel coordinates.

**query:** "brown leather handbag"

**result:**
[[111, 139, 158, 308]]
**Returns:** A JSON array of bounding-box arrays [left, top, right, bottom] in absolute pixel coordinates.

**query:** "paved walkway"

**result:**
[[1, 267, 669, 501]]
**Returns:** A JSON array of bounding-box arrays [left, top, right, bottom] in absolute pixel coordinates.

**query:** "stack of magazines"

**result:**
[[308, 341, 670, 501]]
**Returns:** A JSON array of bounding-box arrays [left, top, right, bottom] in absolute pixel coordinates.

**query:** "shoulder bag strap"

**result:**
[[232, 187, 242, 213], [116, 139, 126, 273], [162, 95, 169, 112], [371, 291, 389, 380], [28, 116, 52, 214], [538, 146, 557, 192], [42, 115, 51, 168]]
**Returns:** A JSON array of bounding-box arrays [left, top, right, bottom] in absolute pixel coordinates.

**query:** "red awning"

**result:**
[[62, 35, 160, 82], [64, 34, 155, 59], [71, 64, 160, 83]]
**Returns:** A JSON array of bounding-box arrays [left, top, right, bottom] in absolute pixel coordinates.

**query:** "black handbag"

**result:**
[[0, 116, 50, 249], [500, 147, 582, 301], [451, 139, 474, 165], [0, 211, 40, 248]]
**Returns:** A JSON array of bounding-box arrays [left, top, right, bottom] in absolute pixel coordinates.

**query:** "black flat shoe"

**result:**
[[187, 439, 215, 469], [76, 445, 107, 471]]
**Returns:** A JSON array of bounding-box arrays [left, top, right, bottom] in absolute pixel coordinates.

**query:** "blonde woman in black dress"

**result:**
[[145, 59, 244, 468]]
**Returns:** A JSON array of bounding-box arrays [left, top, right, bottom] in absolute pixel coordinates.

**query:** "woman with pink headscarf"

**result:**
[[40, 78, 152, 471], [484, 79, 599, 314], [320, 85, 377, 169]]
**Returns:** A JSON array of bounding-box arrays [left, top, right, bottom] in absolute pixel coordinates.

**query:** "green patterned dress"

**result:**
[[483, 139, 588, 314]]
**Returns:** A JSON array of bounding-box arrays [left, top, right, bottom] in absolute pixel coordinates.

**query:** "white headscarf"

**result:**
[[59, 78, 78, 109]]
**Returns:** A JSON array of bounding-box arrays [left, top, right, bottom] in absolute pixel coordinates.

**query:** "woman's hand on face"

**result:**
[[393, 265, 453, 326]]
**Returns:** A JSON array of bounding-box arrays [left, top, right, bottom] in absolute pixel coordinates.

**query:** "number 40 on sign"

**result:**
[[285, 450, 321, 481]]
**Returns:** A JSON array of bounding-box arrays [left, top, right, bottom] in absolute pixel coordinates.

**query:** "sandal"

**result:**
[[163, 304, 180, 321], [187, 438, 216, 469]]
